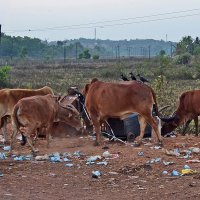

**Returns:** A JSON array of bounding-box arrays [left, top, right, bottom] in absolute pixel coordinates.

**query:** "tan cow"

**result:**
[[10, 94, 82, 153], [0, 86, 53, 142], [84, 78, 162, 146]]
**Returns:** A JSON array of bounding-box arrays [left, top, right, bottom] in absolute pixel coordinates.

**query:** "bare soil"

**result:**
[[1, 130, 200, 200]]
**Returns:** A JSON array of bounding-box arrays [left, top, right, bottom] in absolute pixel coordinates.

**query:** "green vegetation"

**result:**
[[0, 65, 12, 87]]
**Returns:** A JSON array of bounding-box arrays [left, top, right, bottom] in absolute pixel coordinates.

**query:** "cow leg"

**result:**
[[92, 119, 101, 146], [9, 123, 18, 153], [194, 117, 199, 136], [182, 119, 192, 136], [2, 116, 8, 143], [136, 116, 147, 145], [26, 136, 39, 153], [145, 114, 162, 145]]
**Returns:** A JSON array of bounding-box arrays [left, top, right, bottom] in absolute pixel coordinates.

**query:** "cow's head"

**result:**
[[58, 103, 83, 131], [161, 114, 180, 135], [83, 78, 99, 97]]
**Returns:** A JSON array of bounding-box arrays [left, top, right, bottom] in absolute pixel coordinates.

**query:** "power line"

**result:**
[[4, 9, 200, 33]]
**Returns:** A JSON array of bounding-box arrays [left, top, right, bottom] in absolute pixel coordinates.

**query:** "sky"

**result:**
[[1, 0, 200, 42]]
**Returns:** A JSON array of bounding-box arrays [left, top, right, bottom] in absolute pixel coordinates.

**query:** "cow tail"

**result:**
[[12, 105, 27, 146], [151, 88, 159, 117]]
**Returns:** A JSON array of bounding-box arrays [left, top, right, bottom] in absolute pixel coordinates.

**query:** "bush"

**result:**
[[175, 53, 192, 65], [93, 54, 99, 60], [0, 65, 12, 87]]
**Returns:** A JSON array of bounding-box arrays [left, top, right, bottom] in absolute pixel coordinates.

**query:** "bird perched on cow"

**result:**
[[120, 74, 129, 81], [137, 74, 149, 83], [129, 72, 137, 80]]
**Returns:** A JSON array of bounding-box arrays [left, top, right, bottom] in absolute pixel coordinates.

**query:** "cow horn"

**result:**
[[158, 105, 171, 113]]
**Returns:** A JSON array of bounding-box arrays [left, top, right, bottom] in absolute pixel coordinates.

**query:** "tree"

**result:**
[[20, 47, 28, 58], [79, 49, 91, 59]]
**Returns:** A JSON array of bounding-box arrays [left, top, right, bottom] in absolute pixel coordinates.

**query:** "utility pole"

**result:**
[[94, 28, 96, 40], [75, 42, 78, 60], [63, 45, 66, 63], [117, 44, 120, 60], [148, 45, 151, 60], [0, 24, 1, 58]]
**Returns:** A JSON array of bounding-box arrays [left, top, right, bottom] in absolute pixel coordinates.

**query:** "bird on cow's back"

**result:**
[[129, 72, 137, 81], [120, 74, 129, 81], [137, 74, 150, 83]]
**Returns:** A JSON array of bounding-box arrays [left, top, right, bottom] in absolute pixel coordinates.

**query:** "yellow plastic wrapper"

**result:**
[[181, 169, 197, 175]]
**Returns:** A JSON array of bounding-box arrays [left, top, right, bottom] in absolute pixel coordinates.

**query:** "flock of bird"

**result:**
[[120, 72, 149, 83]]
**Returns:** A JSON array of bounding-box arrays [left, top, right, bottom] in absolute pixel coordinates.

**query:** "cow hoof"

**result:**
[[157, 141, 163, 147], [132, 142, 141, 147], [94, 141, 100, 146]]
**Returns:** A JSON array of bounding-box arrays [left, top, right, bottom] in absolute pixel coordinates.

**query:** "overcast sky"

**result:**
[[1, 0, 200, 42]]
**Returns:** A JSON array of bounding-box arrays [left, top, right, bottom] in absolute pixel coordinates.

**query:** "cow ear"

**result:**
[[91, 78, 98, 83], [83, 83, 90, 96]]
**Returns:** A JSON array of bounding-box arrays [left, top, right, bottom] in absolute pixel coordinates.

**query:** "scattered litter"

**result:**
[[49, 152, 62, 162], [183, 165, 190, 169], [73, 151, 82, 158], [63, 157, 71, 162], [171, 170, 181, 176], [49, 173, 57, 177], [0, 152, 7, 160], [96, 161, 108, 166], [188, 147, 200, 154], [13, 155, 32, 161], [35, 155, 49, 161], [92, 171, 102, 178], [164, 148, 180, 157], [3, 146, 11, 151], [151, 146, 162, 150], [163, 161, 175, 166], [87, 156, 102, 162], [108, 172, 119, 175], [186, 159, 200, 163], [0, 172, 4, 177], [162, 171, 168, 175], [138, 151, 144, 156], [102, 151, 112, 158], [147, 158, 161, 164], [65, 163, 74, 167], [181, 169, 197, 175]]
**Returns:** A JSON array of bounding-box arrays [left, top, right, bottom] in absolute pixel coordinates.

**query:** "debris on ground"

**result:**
[[92, 171, 102, 178]]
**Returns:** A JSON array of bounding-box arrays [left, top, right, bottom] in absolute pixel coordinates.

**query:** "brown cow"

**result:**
[[10, 94, 82, 153], [161, 90, 200, 136], [0, 86, 54, 142], [84, 78, 162, 146]]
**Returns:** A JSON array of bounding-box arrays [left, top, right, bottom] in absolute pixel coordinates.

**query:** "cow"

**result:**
[[161, 90, 200, 136], [83, 78, 162, 146], [0, 86, 53, 142], [10, 94, 82, 153]]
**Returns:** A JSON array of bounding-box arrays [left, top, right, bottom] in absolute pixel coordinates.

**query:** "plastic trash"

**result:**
[[35, 154, 49, 161], [63, 157, 71, 162], [65, 163, 74, 167], [92, 171, 102, 178], [102, 151, 112, 158], [138, 151, 144, 156], [189, 147, 200, 154], [87, 156, 102, 162], [181, 169, 197, 175], [186, 159, 200, 163], [49, 152, 62, 162], [96, 161, 108, 166], [147, 158, 161, 164], [73, 151, 82, 158], [171, 170, 181, 176], [86, 161, 96, 165], [0, 172, 4, 177], [162, 171, 168, 175], [3, 146, 11, 151], [151, 146, 162, 150], [165, 148, 180, 156], [183, 165, 190, 169], [163, 161, 175, 166], [0, 152, 7, 160]]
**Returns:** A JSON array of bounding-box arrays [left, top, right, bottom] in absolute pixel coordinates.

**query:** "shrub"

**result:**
[[0, 65, 12, 87]]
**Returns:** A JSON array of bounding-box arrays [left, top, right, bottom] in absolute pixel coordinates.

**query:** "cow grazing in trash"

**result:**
[[10, 94, 82, 153], [0, 86, 54, 142], [161, 90, 200, 136], [83, 78, 162, 146]]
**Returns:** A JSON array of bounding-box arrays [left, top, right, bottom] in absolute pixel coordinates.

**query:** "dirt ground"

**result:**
[[1, 128, 200, 200]]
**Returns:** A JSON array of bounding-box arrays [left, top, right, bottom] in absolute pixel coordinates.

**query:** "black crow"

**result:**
[[129, 72, 137, 80], [120, 74, 129, 81], [137, 74, 149, 83]]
